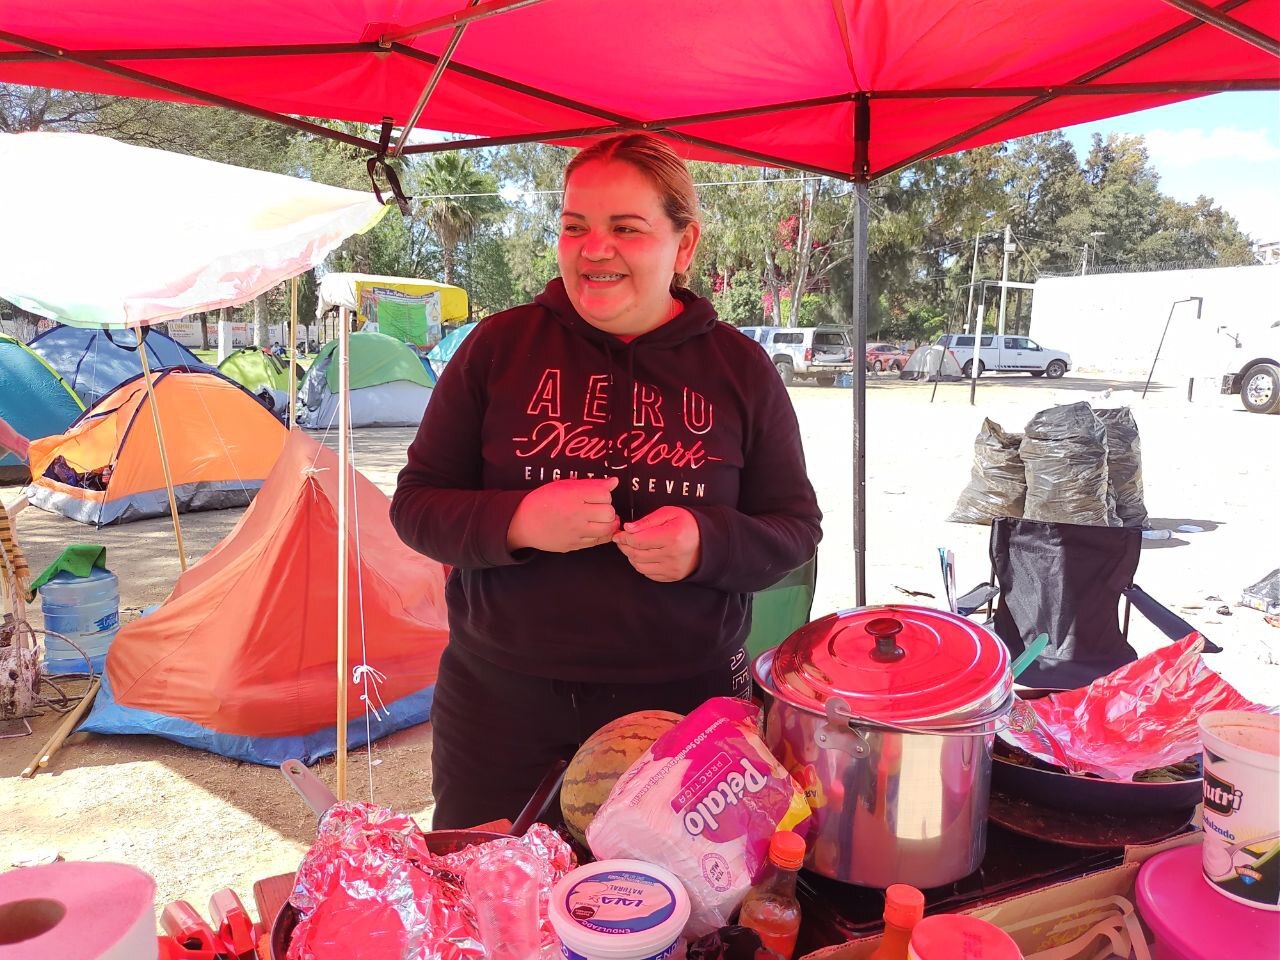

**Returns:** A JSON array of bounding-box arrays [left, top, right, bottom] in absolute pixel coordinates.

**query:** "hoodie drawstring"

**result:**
[[601, 340, 637, 523]]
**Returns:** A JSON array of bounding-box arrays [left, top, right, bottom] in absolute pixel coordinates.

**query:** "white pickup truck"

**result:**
[[935, 334, 1071, 378], [1219, 320, 1280, 414]]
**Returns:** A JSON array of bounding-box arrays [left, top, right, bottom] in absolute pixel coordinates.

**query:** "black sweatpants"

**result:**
[[429, 642, 751, 829]]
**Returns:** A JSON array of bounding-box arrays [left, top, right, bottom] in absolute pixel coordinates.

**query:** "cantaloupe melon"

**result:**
[[560, 710, 683, 845]]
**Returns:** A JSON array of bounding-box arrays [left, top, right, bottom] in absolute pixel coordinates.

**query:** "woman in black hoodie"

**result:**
[[391, 134, 822, 828]]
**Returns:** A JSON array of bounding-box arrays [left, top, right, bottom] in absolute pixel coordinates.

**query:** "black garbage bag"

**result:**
[[687, 926, 785, 960], [1094, 407, 1148, 528], [949, 418, 1027, 524], [1020, 402, 1118, 527]]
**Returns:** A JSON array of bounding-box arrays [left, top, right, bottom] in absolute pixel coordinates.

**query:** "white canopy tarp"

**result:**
[[0, 132, 388, 328], [316, 273, 469, 324]]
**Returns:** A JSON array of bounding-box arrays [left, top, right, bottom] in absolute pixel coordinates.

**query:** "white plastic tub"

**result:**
[[550, 860, 691, 960]]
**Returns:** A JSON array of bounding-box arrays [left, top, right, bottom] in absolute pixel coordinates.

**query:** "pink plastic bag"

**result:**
[[587, 697, 811, 936], [999, 635, 1260, 780]]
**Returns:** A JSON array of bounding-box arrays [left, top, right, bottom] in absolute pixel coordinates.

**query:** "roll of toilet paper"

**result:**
[[0, 861, 156, 959]]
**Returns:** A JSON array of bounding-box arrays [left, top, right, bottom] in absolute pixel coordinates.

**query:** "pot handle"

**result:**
[[825, 695, 1034, 737]]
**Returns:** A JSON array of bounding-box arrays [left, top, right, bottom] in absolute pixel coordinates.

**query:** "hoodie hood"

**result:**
[[535, 277, 718, 350]]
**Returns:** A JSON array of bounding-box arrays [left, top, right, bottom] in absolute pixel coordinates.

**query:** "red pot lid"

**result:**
[[770, 605, 1011, 725]]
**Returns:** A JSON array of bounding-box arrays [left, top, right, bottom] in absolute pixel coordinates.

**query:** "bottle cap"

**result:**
[[883, 884, 925, 928], [768, 831, 806, 870]]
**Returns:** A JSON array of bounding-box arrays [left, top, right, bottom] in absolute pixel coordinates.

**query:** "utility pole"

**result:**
[[935, 230, 983, 402], [997, 225, 1014, 338]]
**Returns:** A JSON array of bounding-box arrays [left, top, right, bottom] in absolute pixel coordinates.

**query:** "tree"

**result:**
[[414, 152, 503, 285]]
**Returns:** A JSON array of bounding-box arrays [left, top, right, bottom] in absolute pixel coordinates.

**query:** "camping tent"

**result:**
[[317, 273, 469, 325], [296, 331, 433, 429], [217, 347, 301, 393], [25, 369, 287, 525], [901, 344, 964, 382], [427, 321, 479, 376], [80, 429, 450, 765], [27, 324, 212, 407], [0, 335, 84, 482]]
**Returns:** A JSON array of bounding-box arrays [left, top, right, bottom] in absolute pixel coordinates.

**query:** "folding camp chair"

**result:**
[[947, 517, 1218, 689], [745, 554, 818, 662]]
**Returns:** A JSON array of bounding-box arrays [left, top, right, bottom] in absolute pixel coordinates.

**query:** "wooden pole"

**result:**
[[21, 677, 100, 778], [137, 343, 187, 570], [336, 306, 350, 800], [288, 277, 299, 429]]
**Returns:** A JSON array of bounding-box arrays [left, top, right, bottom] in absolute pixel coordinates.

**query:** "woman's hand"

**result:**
[[612, 506, 701, 582], [506, 476, 620, 553]]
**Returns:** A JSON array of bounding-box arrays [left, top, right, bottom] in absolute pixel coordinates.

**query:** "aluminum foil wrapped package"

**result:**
[[998, 635, 1260, 780], [287, 805, 576, 960]]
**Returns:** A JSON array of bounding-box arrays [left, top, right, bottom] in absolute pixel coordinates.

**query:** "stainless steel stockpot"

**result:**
[[754, 605, 1013, 888]]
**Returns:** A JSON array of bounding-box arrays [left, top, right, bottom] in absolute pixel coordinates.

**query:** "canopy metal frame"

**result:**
[[7, 0, 1276, 794]]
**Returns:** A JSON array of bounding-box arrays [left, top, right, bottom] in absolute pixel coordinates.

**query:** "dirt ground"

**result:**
[[2, 373, 1277, 924]]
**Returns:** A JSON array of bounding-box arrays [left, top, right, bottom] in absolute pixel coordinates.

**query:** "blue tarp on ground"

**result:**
[[28, 324, 212, 406], [81, 672, 436, 766]]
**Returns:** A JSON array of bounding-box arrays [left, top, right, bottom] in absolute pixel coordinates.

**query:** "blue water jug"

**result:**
[[38, 567, 120, 675]]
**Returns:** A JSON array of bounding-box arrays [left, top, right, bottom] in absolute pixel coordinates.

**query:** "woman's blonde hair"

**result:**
[[564, 134, 700, 288]]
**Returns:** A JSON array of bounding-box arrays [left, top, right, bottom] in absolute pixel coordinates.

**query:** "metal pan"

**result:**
[[991, 689, 1202, 817]]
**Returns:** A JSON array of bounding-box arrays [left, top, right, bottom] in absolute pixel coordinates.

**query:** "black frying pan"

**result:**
[[992, 688, 1202, 817]]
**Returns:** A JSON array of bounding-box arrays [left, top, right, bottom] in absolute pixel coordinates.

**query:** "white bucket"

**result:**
[[1198, 710, 1280, 910], [550, 860, 690, 960]]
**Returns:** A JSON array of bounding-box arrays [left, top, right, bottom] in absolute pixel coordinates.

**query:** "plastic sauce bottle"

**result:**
[[738, 830, 806, 959], [869, 884, 925, 960]]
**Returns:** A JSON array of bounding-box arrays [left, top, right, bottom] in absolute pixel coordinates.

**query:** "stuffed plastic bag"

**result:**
[[1094, 407, 1148, 529], [1020, 402, 1117, 527], [997, 635, 1260, 780], [949, 418, 1026, 524], [586, 697, 811, 936]]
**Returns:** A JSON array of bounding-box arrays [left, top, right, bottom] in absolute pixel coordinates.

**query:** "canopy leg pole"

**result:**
[[336, 306, 351, 800], [137, 346, 187, 571], [288, 277, 299, 429], [851, 181, 869, 608]]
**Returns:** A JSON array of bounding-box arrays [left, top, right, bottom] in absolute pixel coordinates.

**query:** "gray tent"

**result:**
[[900, 344, 963, 382]]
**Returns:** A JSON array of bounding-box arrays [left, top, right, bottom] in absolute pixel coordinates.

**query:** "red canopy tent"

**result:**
[[4, 0, 1275, 789]]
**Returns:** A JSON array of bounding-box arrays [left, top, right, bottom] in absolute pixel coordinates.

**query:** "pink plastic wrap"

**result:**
[[286, 805, 575, 960], [998, 635, 1260, 780]]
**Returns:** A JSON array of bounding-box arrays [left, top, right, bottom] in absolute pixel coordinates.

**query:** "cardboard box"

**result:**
[[800, 831, 1202, 959]]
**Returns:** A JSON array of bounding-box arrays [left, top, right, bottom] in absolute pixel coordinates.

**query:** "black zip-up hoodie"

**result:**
[[391, 279, 822, 683]]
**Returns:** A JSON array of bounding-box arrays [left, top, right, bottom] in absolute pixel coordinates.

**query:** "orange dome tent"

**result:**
[[81, 429, 450, 764], [25, 368, 286, 525]]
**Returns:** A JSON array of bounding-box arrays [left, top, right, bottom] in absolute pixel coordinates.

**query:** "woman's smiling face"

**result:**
[[558, 159, 699, 336]]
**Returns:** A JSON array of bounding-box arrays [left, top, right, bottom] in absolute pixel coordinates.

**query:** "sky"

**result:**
[[1061, 92, 1280, 243]]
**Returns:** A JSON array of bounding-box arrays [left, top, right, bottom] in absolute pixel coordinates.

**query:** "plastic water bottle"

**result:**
[[38, 568, 120, 675]]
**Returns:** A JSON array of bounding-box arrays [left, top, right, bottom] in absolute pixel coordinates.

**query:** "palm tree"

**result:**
[[415, 152, 501, 286]]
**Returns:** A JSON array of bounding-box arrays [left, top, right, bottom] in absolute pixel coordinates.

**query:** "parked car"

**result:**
[[737, 325, 856, 386], [865, 343, 912, 372], [935, 334, 1071, 378]]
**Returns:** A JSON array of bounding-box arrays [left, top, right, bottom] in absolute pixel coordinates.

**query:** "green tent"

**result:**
[[296, 331, 434, 429], [313, 332, 432, 392], [217, 348, 301, 393]]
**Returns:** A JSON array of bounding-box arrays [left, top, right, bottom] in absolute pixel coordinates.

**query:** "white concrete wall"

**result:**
[[1028, 265, 1280, 379]]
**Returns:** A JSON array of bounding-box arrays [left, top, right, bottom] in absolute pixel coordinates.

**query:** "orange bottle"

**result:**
[[868, 884, 925, 960], [738, 831, 806, 960]]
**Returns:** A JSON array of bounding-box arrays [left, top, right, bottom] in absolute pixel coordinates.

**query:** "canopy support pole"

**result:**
[[391, 0, 479, 157], [336, 307, 351, 800], [288, 277, 299, 429], [851, 94, 870, 608], [136, 346, 187, 571], [1158, 0, 1280, 56]]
